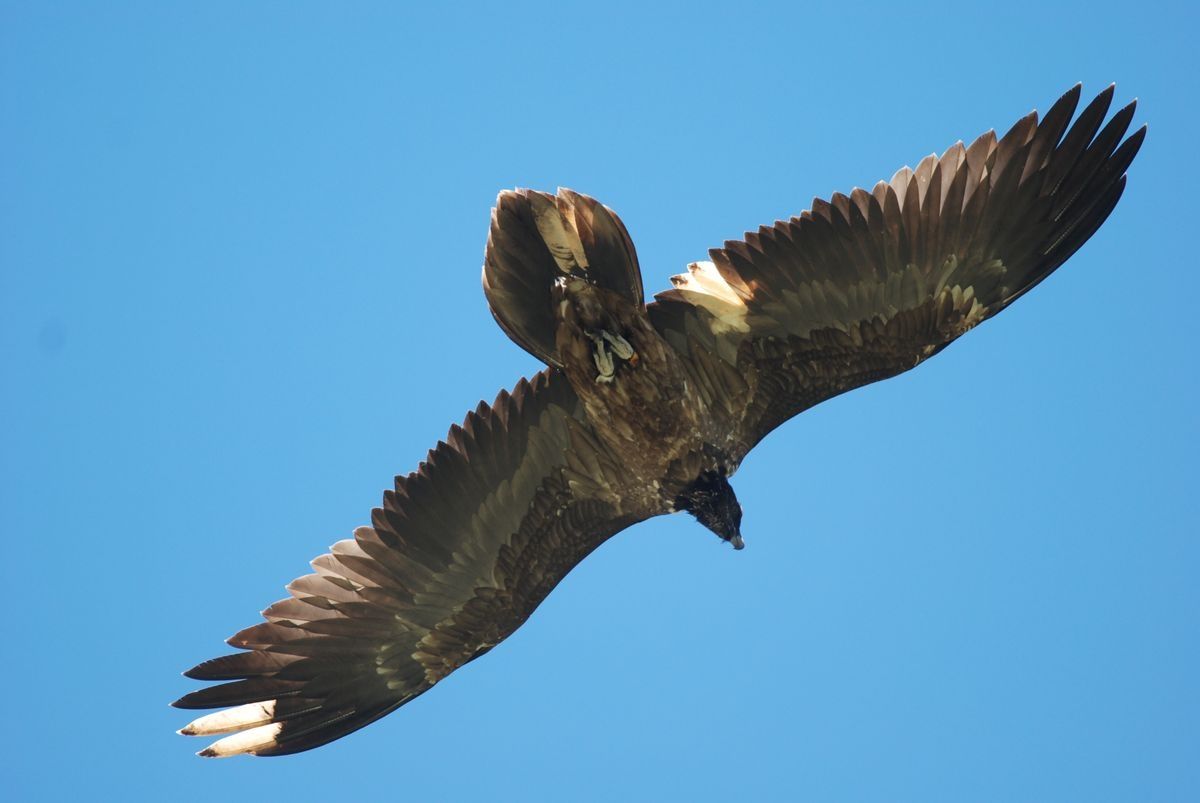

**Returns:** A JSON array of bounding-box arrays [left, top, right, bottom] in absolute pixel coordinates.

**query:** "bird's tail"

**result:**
[[483, 188, 644, 367]]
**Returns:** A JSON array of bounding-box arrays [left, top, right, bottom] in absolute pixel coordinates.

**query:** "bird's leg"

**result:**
[[587, 330, 638, 383], [600, 330, 636, 361], [587, 331, 616, 383]]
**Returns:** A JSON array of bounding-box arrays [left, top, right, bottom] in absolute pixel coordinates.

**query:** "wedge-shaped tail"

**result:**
[[483, 188, 644, 366]]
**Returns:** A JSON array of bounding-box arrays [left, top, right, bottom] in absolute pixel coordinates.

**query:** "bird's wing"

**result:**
[[174, 369, 640, 756], [647, 84, 1144, 464]]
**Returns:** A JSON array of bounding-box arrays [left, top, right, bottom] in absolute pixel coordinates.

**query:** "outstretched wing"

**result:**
[[648, 84, 1145, 462], [174, 369, 639, 756]]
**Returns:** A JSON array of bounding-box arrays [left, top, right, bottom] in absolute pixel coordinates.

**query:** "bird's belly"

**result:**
[[554, 283, 703, 485]]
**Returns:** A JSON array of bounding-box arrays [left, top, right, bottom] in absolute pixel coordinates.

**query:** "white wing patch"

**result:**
[[669, 261, 751, 335], [180, 700, 277, 737], [195, 721, 283, 758], [180, 700, 284, 757]]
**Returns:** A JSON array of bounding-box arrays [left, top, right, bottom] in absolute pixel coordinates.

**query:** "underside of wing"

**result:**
[[649, 84, 1145, 459], [174, 369, 638, 756]]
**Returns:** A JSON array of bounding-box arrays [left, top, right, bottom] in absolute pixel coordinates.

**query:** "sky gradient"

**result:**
[[2, 2, 1197, 801]]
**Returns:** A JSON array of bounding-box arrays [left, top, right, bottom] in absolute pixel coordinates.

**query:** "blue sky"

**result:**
[[2, 2, 1197, 800]]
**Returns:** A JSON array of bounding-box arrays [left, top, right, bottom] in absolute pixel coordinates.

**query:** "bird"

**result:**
[[174, 84, 1144, 757]]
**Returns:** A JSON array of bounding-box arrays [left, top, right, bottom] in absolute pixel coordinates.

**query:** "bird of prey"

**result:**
[[175, 84, 1144, 757]]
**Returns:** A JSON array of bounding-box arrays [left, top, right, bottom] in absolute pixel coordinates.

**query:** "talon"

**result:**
[[587, 329, 633, 384], [592, 339, 615, 381], [601, 331, 635, 360]]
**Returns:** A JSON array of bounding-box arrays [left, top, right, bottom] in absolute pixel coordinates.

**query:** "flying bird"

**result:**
[[175, 84, 1144, 757]]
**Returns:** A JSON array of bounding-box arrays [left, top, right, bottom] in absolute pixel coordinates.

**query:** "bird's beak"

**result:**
[[730, 534, 745, 550]]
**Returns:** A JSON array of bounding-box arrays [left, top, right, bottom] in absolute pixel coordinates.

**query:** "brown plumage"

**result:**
[[175, 84, 1144, 756]]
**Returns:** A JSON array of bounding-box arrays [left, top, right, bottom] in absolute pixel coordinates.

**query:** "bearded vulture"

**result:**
[[175, 84, 1144, 756]]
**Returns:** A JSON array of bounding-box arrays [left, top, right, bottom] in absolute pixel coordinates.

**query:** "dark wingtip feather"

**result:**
[[1086, 84, 1116, 117]]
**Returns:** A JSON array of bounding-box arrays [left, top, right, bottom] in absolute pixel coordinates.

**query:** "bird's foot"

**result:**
[[587, 330, 637, 383], [601, 330, 635, 360], [590, 333, 616, 381]]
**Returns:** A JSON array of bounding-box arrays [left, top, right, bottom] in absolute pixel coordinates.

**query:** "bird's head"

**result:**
[[675, 469, 744, 550]]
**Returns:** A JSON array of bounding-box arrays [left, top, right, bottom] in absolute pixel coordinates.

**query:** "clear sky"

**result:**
[[2, 2, 1197, 801]]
